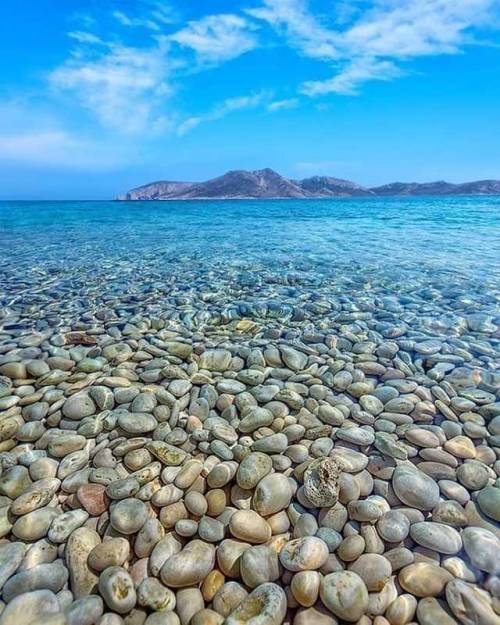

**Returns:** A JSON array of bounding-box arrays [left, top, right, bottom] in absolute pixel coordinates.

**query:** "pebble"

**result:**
[[392, 465, 440, 510], [409, 522, 462, 554], [279, 537, 329, 572], [0, 245, 499, 625], [225, 582, 287, 625], [98, 566, 136, 614], [303, 457, 343, 507], [320, 571, 369, 622]]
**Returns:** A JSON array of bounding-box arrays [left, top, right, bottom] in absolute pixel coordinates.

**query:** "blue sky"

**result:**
[[1, 0, 500, 199]]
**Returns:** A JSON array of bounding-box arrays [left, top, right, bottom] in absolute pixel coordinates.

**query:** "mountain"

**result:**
[[117, 169, 500, 200], [370, 181, 457, 196], [297, 175, 372, 196], [178, 168, 306, 199], [370, 180, 500, 196], [116, 181, 193, 201]]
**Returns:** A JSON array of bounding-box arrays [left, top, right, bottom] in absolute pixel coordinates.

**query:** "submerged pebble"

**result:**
[[0, 199, 499, 625]]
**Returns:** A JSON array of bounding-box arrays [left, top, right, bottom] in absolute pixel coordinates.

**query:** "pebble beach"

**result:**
[[0, 196, 499, 625]]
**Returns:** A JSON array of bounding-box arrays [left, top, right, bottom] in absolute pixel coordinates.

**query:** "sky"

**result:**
[[1, 0, 500, 199]]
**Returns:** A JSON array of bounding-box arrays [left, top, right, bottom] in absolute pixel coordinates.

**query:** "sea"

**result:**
[[1, 196, 499, 342]]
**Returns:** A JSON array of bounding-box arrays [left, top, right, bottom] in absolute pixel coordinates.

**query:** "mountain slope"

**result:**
[[117, 170, 500, 200], [297, 175, 373, 196], [116, 181, 194, 201], [179, 168, 306, 199]]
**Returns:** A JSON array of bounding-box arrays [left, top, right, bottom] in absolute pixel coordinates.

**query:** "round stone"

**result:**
[[240, 545, 280, 588], [476, 486, 500, 522], [462, 527, 500, 574], [320, 571, 369, 622], [279, 537, 329, 572], [236, 453, 272, 489], [376, 510, 410, 542], [348, 554, 392, 591], [63, 392, 96, 420], [229, 510, 272, 544], [225, 582, 287, 625], [160, 540, 215, 588], [252, 473, 292, 516], [392, 465, 440, 510], [98, 566, 136, 614], [409, 522, 462, 554], [398, 563, 453, 597], [110, 498, 148, 534]]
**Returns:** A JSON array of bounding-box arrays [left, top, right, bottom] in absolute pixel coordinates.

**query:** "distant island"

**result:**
[[116, 168, 500, 200]]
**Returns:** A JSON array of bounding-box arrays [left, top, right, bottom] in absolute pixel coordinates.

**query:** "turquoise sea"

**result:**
[[1, 196, 499, 337]]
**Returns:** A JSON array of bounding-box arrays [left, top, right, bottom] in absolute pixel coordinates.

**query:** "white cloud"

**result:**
[[50, 38, 173, 133], [267, 97, 299, 111], [247, 0, 339, 60], [177, 91, 269, 135], [113, 10, 161, 31], [302, 58, 401, 95], [68, 31, 104, 45], [249, 0, 499, 95], [0, 130, 129, 169], [340, 0, 495, 58], [169, 14, 258, 63]]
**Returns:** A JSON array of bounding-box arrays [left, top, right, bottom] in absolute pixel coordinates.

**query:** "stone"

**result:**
[[225, 582, 287, 625], [252, 473, 292, 516], [476, 486, 500, 522], [279, 537, 329, 572], [229, 510, 272, 544], [110, 498, 148, 534], [462, 527, 500, 574], [398, 563, 453, 597], [320, 571, 369, 622], [99, 566, 137, 614], [66, 527, 100, 598], [348, 554, 392, 591], [160, 540, 215, 587], [0, 589, 62, 625], [446, 579, 499, 625], [303, 457, 343, 507], [392, 465, 440, 510], [409, 522, 462, 554]]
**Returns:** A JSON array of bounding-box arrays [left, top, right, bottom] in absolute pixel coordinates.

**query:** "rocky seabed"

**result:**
[[0, 255, 499, 625]]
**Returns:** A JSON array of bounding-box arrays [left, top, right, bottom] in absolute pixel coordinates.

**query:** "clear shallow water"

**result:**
[[1, 196, 499, 271], [0, 197, 499, 340]]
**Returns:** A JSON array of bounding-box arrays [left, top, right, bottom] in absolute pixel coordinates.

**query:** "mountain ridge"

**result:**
[[116, 168, 500, 200]]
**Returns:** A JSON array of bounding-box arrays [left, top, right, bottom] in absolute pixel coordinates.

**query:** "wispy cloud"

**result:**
[[44, 0, 500, 144], [169, 14, 258, 63], [177, 91, 270, 134], [249, 0, 499, 95], [246, 0, 339, 60], [113, 10, 162, 31], [68, 31, 104, 45], [302, 58, 401, 95], [50, 37, 173, 133], [267, 97, 299, 111]]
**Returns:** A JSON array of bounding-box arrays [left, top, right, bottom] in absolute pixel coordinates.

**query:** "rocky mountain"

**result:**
[[116, 181, 193, 201], [179, 168, 306, 199], [297, 175, 372, 196], [371, 180, 500, 196], [117, 169, 500, 200]]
